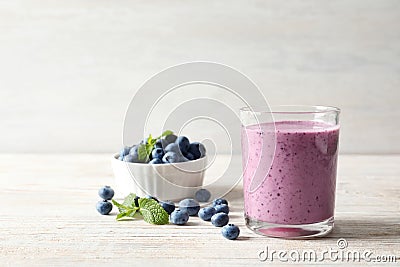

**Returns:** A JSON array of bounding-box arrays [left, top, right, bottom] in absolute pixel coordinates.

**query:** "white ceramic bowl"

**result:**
[[111, 154, 207, 201]]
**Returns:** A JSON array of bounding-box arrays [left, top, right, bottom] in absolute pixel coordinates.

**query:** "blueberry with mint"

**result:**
[[98, 186, 115, 200], [96, 200, 113, 215], [211, 212, 229, 227], [195, 189, 211, 202], [221, 224, 240, 240], [212, 198, 228, 207], [198, 206, 216, 221], [170, 209, 189, 225], [160, 200, 176, 215], [214, 204, 229, 214], [178, 198, 200, 216]]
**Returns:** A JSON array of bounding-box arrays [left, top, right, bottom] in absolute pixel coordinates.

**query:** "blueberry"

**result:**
[[165, 143, 181, 154], [129, 145, 138, 155], [151, 148, 164, 160], [214, 204, 229, 214], [160, 200, 175, 215], [154, 139, 168, 149], [134, 196, 140, 207], [178, 198, 200, 216], [165, 134, 177, 144], [145, 195, 159, 202], [195, 189, 211, 202], [162, 152, 180, 163], [149, 158, 163, 164], [188, 142, 206, 159], [126, 146, 140, 162], [123, 155, 135, 163], [170, 209, 189, 225], [184, 152, 195, 161], [96, 200, 113, 215], [176, 136, 190, 154], [120, 146, 131, 157], [212, 198, 228, 206], [221, 224, 240, 240], [198, 206, 216, 221], [211, 212, 229, 227], [98, 186, 114, 200]]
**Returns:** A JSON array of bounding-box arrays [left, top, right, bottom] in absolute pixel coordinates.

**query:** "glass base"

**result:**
[[245, 216, 334, 239]]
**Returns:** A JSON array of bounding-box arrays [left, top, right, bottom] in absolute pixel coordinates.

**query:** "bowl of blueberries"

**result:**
[[112, 132, 207, 201]]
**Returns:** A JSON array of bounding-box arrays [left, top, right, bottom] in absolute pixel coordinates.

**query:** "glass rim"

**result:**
[[240, 105, 341, 115]]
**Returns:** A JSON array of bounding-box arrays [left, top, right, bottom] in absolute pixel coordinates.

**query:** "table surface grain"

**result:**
[[0, 154, 399, 266]]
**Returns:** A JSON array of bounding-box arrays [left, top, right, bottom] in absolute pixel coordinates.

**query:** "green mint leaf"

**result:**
[[113, 194, 139, 220], [116, 209, 138, 220], [116, 212, 128, 220], [138, 198, 169, 225], [147, 134, 153, 144], [161, 130, 173, 138], [137, 144, 148, 161], [112, 199, 130, 213], [122, 193, 137, 208]]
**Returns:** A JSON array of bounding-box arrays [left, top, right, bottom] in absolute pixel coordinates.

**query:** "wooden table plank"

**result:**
[[0, 154, 399, 266]]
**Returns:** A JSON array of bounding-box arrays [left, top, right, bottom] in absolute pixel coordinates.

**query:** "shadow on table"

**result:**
[[332, 218, 400, 240]]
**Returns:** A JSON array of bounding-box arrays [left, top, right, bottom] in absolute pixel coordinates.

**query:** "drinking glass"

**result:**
[[240, 105, 340, 238]]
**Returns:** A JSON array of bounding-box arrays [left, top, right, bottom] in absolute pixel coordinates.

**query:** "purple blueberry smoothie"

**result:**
[[241, 120, 339, 225]]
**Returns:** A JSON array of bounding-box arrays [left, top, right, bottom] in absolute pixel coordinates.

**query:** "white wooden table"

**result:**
[[0, 154, 399, 266]]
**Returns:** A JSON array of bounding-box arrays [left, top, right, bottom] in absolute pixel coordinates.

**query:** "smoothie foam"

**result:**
[[241, 120, 339, 225]]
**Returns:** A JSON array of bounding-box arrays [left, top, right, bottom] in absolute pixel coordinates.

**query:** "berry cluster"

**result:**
[[165, 189, 240, 240], [118, 133, 206, 164], [96, 186, 115, 215], [96, 187, 240, 240]]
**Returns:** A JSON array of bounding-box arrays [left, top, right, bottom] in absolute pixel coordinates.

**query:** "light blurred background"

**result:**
[[0, 0, 399, 154]]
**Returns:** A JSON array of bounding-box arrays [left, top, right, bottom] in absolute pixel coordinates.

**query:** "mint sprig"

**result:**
[[113, 194, 169, 225], [112, 193, 139, 221], [137, 130, 174, 161], [138, 198, 169, 225]]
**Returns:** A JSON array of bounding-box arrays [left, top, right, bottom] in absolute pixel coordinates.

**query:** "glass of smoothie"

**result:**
[[240, 105, 340, 238]]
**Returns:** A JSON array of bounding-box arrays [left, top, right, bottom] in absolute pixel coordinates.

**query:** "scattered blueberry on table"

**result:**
[[212, 198, 228, 207], [95, 187, 240, 239], [178, 198, 200, 216], [214, 204, 229, 215], [98, 185, 115, 200], [221, 224, 240, 240], [96, 200, 113, 215], [211, 212, 229, 227], [170, 209, 189, 225], [160, 201, 176, 215], [198, 207, 217, 221]]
